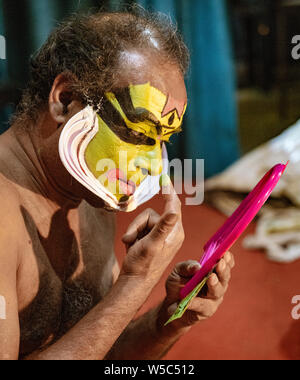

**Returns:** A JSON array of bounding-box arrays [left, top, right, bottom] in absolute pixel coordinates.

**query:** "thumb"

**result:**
[[149, 212, 178, 242]]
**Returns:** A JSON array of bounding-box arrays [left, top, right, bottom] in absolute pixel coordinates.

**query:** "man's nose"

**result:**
[[134, 145, 163, 176]]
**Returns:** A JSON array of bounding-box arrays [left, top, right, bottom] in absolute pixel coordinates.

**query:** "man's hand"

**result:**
[[160, 252, 235, 329], [120, 181, 185, 286]]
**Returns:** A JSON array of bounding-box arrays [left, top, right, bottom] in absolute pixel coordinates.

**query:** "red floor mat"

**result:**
[[115, 195, 300, 360]]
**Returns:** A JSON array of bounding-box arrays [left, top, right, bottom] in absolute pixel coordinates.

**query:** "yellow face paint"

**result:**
[[106, 83, 187, 142], [85, 83, 187, 202]]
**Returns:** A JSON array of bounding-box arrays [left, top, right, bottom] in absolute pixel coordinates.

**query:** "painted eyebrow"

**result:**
[[139, 113, 183, 133], [128, 108, 160, 124], [98, 99, 156, 146], [111, 88, 166, 130], [105, 88, 181, 138], [116, 102, 183, 138], [125, 109, 164, 132], [132, 111, 183, 138]]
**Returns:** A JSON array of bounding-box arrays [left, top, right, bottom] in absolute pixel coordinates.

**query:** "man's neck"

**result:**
[[7, 114, 83, 212]]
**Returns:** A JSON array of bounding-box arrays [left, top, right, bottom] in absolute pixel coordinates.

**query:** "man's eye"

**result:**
[[128, 129, 156, 146]]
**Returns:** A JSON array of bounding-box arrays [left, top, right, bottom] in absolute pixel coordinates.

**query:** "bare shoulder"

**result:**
[[0, 173, 24, 260]]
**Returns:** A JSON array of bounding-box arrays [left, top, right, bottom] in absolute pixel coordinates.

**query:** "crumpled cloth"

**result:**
[[205, 119, 300, 263]]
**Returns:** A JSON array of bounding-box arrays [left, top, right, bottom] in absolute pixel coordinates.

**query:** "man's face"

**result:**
[[84, 82, 187, 203]]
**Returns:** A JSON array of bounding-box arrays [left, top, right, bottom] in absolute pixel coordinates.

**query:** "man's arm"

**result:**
[[1, 181, 185, 360], [105, 303, 185, 360], [26, 275, 161, 360], [0, 214, 150, 361], [105, 207, 187, 360], [105, 203, 234, 360], [24, 183, 183, 360]]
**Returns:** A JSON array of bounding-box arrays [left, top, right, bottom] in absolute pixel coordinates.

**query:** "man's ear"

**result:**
[[49, 74, 82, 125]]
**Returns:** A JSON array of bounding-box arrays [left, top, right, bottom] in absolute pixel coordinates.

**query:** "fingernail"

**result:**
[[168, 303, 178, 315], [210, 274, 218, 286], [122, 234, 129, 241], [188, 263, 201, 272], [160, 174, 171, 187]]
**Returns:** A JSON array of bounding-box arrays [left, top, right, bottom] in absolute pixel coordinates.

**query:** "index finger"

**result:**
[[160, 175, 181, 216]]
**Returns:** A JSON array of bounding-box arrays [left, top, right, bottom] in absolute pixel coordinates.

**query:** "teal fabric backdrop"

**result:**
[[0, 0, 240, 177]]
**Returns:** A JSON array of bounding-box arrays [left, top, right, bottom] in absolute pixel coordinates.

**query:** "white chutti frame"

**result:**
[[59, 106, 168, 212]]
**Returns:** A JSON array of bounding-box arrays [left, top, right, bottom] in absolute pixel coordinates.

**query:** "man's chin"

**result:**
[[84, 191, 135, 211], [116, 195, 133, 209]]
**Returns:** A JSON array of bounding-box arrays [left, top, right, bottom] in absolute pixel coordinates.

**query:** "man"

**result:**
[[0, 9, 234, 360]]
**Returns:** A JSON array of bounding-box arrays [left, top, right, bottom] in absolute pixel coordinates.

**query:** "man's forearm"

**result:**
[[105, 300, 190, 360], [24, 276, 155, 360]]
